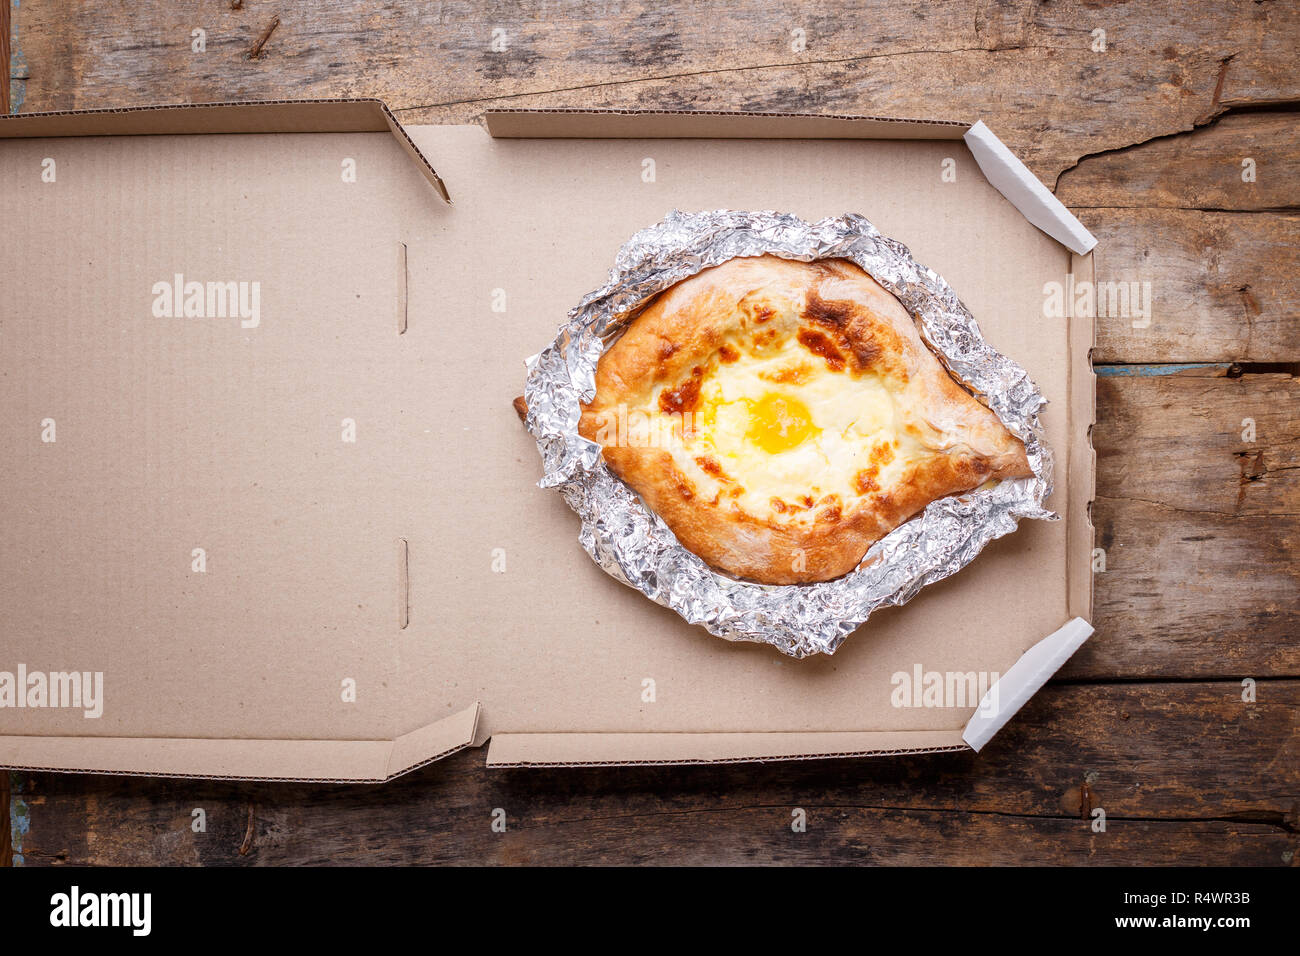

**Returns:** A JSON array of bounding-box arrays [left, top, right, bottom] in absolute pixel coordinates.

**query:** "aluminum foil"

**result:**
[[522, 210, 1055, 658]]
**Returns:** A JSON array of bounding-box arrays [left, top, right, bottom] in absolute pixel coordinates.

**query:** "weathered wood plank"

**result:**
[[1083, 498, 1299, 678], [1087, 208, 1300, 364], [1097, 368, 1298, 518], [1058, 107, 1299, 362], [11, 681, 1296, 865], [0, 772, 12, 867], [1, 0, 11, 113], [476, 814, 1288, 866], [10, 1, 1299, 185], [1058, 112, 1300, 211], [1074, 368, 1300, 679]]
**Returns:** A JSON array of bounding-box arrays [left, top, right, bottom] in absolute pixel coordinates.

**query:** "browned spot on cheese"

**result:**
[[695, 455, 731, 482], [718, 344, 739, 363], [658, 340, 679, 362], [797, 327, 845, 371], [770, 497, 788, 514], [854, 467, 880, 494], [761, 363, 813, 385], [659, 366, 704, 414], [870, 441, 895, 466], [803, 289, 890, 374]]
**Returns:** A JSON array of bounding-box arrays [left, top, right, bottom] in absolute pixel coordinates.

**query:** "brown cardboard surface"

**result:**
[[0, 103, 1093, 778], [0, 99, 449, 200], [0, 702, 479, 782]]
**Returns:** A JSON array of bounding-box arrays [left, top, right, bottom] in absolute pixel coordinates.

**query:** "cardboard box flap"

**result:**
[[0, 99, 451, 203], [485, 617, 1097, 768], [386, 701, 481, 779], [487, 729, 968, 768], [0, 702, 480, 782], [483, 107, 968, 140], [963, 121, 1097, 255], [962, 617, 1094, 752], [485, 109, 1096, 256]]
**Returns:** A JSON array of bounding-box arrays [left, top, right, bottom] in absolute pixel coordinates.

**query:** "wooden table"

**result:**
[[2, 0, 1295, 866]]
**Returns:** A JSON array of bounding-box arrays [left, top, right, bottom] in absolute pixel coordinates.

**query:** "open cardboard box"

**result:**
[[0, 100, 1096, 781]]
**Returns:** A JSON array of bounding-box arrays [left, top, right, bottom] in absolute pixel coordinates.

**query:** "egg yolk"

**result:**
[[697, 390, 820, 455], [744, 393, 820, 454]]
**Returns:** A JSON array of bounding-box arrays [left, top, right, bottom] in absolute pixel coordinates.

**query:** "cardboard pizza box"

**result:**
[[0, 100, 1096, 780]]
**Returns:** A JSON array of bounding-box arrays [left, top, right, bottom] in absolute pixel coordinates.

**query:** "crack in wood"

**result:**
[[0, 773, 11, 867], [247, 15, 279, 61], [1095, 493, 1299, 519], [238, 801, 256, 856], [1067, 205, 1300, 213], [493, 802, 1299, 834], [1051, 675, 1300, 686], [392, 45, 1044, 114], [1237, 284, 1260, 362], [1053, 99, 1300, 193], [1193, 53, 1237, 127]]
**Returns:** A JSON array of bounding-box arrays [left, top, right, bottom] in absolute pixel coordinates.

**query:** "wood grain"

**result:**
[[5, 0, 1299, 867], [1058, 112, 1300, 211], [0, 773, 12, 868], [10, 681, 1295, 865], [1095, 369, 1298, 519], [7, 1, 1297, 182], [1087, 208, 1300, 364], [1, 0, 10, 113], [1072, 368, 1300, 680]]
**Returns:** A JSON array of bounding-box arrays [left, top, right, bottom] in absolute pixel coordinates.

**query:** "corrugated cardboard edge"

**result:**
[[0, 98, 451, 203], [963, 121, 1097, 255], [486, 730, 969, 768], [484, 107, 968, 140], [0, 702, 480, 783], [1067, 251, 1098, 621], [962, 618, 1094, 752], [484, 110, 1095, 260]]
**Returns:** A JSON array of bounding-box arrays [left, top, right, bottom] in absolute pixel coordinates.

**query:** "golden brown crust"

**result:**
[[580, 255, 1033, 585]]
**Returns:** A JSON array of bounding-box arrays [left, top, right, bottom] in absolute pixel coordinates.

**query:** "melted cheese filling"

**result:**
[[648, 335, 930, 520]]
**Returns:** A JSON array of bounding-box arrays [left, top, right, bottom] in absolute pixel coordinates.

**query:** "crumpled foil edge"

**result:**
[[523, 210, 1055, 658]]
